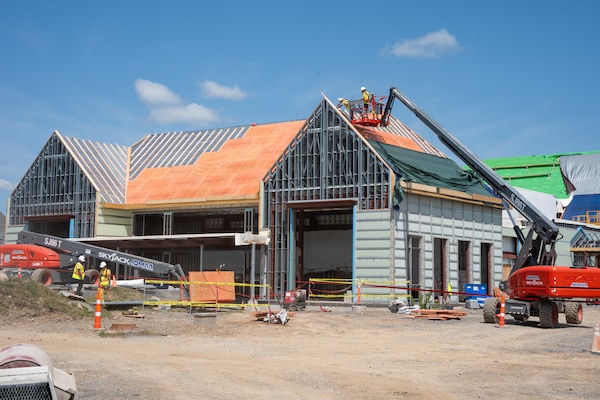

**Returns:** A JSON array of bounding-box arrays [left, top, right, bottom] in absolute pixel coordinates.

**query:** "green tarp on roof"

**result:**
[[483, 151, 600, 199], [368, 140, 491, 206]]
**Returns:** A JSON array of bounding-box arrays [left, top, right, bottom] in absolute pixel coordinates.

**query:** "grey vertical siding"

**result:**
[[355, 192, 503, 304]]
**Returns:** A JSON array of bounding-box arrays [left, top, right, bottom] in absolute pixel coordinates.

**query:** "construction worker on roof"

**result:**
[[361, 86, 371, 117], [72, 255, 85, 296], [337, 97, 351, 118]]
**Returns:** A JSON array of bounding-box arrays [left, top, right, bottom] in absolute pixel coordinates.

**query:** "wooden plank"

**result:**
[[409, 309, 467, 320]]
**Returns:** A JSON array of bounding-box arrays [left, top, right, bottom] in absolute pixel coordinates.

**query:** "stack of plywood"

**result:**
[[408, 309, 468, 320]]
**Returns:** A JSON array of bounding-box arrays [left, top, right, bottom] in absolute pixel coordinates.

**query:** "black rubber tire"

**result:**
[[31, 269, 53, 286], [539, 301, 558, 328], [85, 269, 100, 285], [564, 302, 583, 325], [288, 304, 298, 312], [483, 297, 499, 323]]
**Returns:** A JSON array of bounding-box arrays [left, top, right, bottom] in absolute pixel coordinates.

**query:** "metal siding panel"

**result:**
[[408, 213, 421, 222], [355, 231, 390, 240], [420, 215, 432, 224], [355, 245, 390, 254], [442, 203, 454, 219], [355, 210, 391, 285], [407, 222, 421, 232], [442, 225, 454, 236], [354, 221, 389, 231], [355, 259, 388, 268], [407, 197, 420, 213], [453, 206, 464, 220]]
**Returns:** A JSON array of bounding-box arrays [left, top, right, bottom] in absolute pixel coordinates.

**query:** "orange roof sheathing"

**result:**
[[356, 126, 424, 152], [352, 116, 448, 158], [126, 121, 305, 205]]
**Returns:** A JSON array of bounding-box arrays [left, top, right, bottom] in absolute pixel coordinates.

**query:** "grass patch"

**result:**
[[0, 279, 92, 320]]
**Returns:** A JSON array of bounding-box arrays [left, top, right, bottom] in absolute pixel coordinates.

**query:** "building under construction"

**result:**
[[5, 91, 504, 303]]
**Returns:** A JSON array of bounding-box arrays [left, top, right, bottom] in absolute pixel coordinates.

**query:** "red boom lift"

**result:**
[[0, 231, 187, 288]]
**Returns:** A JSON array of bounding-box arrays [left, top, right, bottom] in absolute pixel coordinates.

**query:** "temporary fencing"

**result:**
[[144, 278, 275, 311], [102, 276, 496, 312], [307, 278, 413, 303]]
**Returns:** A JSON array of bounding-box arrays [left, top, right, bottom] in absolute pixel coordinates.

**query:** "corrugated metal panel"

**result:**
[[60, 135, 128, 204], [128, 126, 250, 180]]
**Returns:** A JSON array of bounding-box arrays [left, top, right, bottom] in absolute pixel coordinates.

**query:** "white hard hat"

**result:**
[[99, 261, 107, 268], [78, 255, 85, 262], [361, 86, 366, 91], [338, 98, 343, 102]]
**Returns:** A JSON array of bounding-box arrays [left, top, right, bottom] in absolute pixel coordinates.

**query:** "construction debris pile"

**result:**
[[251, 310, 290, 325]]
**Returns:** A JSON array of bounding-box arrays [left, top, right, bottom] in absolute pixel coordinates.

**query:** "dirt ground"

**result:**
[[2, 301, 600, 400]]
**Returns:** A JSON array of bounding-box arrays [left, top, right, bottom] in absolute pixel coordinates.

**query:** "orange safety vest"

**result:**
[[72, 262, 84, 280], [100, 268, 111, 288]]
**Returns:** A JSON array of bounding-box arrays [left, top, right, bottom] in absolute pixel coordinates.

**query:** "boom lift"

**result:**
[[379, 87, 600, 328], [0, 231, 187, 289]]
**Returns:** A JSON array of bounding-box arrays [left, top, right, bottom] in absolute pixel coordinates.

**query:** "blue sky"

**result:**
[[1, 1, 599, 215]]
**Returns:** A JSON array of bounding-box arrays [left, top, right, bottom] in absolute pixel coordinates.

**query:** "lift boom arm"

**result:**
[[17, 231, 187, 280], [381, 87, 560, 268]]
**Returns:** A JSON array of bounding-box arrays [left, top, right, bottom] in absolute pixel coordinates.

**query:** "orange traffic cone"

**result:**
[[592, 321, 600, 354], [111, 275, 117, 287], [93, 287, 103, 329], [496, 295, 505, 327]]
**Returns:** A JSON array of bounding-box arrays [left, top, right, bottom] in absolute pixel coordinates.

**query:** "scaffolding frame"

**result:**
[[263, 99, 392, 295]]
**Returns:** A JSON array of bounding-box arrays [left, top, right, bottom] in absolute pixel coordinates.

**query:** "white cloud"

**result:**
[[135, 79, 181, 106], [0, 179, 14, 191], [135, 79, 225, 126], [384, 29, 460, 59], [149, 103, 219, 125], [200, 81, 247, 101]]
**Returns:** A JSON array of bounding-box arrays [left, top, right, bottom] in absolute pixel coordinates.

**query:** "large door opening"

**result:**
[[408, 236, 422, 302], [433, 238, 448, 302], [480, 242, 492, 294], [458, 240, 471, 301], [291, 208, 353, 298], [26, 217, 72, 238]]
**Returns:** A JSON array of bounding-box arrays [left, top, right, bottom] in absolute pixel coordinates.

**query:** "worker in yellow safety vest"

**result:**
[[72, 255, 85, 296], [445, 282, 453, 305], [99, 261, 113, 301], [361, 86, 371, 117], [337, 97, 351, 118]]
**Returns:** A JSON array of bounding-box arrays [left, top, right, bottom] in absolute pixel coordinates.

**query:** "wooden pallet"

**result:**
[[408, 309, 468, 320]]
